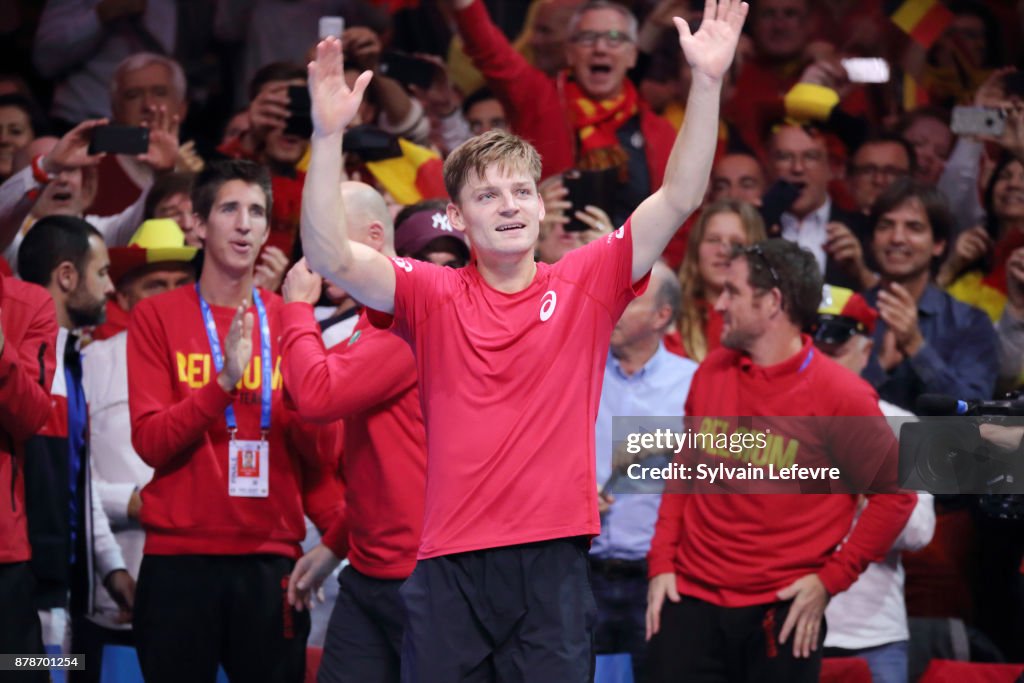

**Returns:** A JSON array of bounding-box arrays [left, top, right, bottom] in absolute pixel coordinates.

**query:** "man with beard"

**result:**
[[17, 215, 133, 667], [645, 238, 916, 683]]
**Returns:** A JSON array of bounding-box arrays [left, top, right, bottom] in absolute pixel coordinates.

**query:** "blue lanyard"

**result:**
[[798, 348, 814, 373], [196, 284, 273, 435]]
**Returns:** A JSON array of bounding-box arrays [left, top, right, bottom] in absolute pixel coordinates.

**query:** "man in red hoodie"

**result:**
[[0, 272, 58, 680], [645, 238, 917, 683], [451, 0, 677, 224], [126, 160, 343, 683], [281, 180, 428, 683]]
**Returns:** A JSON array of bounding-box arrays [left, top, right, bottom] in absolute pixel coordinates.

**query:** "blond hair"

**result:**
[[444, 129, 542, 202], [677, 199, 767, 361]]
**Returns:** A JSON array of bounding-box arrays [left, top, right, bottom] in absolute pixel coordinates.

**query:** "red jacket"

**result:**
[[0, 275, 58, 563], [281, 307, 426, 579], [455, 0, 676, 184], [127, 286, 342, 558], [648, 336, 916, 606]]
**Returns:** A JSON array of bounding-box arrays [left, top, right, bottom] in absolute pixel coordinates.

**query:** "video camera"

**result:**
[[899, 393, 1024, 520]]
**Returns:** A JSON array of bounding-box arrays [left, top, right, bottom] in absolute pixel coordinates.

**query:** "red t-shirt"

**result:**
[[368, 219, 648, 559], [647, 336, 916, 606], [280, 306, 426, 579], [127, 285, 343, 558]]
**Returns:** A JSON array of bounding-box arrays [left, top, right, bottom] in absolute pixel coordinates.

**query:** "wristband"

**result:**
[[31, 155, 56, 185]]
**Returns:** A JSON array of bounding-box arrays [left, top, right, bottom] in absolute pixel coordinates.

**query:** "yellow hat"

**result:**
[[108, 219, 198, 284]]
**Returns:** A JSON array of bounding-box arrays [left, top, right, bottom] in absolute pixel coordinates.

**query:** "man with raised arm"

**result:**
[[301, 1, 747, 679]]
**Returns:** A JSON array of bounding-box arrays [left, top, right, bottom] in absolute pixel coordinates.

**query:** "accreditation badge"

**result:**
[[228, 438, 270, 497]]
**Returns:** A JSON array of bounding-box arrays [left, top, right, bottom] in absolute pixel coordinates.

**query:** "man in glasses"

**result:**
[[449, 0, 678, 228], [646, 238, 916, 682], [768, 123, 876, 291], [846, 135, 915, 217]]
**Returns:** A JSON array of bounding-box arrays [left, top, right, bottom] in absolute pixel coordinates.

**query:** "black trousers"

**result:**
[[648, 596, 825, 683], [0, 561, 47, 682], [317, 565, 405, 683], [69, 616, 134, 683], [133, 554, 310, 683], [399, 537, 597, 683]]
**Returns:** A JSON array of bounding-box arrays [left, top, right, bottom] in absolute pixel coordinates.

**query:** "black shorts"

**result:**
[[318, 565, 405, 683], [133, 554, 310, 683], [648, 596, 825, 683], [399, 537, 596, 683]]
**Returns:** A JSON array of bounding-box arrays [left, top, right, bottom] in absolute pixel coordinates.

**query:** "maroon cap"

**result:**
[[394, 208, 470, 260]]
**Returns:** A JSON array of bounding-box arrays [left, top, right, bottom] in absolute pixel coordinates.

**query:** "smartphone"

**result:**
[[759, 179, 803, 235], [379, 52, 438, 90], [841, 58, 890, 84], [951, 105, 1006, 137], [563, 168, 617, 232], [284, 85, 313, 138], [88, 125, 149, 155], [319, 16, 344, 40]]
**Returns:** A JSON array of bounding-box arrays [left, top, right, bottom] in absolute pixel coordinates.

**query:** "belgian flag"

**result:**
[[346, 125, 448, 204], [887, 0, 954, 48]]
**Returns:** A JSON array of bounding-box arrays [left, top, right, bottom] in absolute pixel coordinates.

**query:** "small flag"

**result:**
[[902, 72, 930, 111], [366, 138, 447, 205], [888, 0, 954, 48]]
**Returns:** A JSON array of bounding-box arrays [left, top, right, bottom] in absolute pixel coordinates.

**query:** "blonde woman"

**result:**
[[667, 199, 767, 360]]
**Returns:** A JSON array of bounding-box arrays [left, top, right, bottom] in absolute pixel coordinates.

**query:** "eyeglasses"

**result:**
[[571, 30, 633, 48], [738, 243, 781, 291], [772, 150, 826, 167], [851, 164, 909, 180]]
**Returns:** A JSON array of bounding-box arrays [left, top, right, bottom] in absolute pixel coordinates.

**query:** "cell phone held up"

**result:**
[[87, 125, 149, 155], [951, 106, 1006, 138], [562, 168, 617, 232], [284, 85, 313, 139]]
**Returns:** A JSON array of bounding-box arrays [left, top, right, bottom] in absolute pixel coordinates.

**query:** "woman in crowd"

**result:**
[[0, 94, 45, 183], [666, 198, 766, 360], [938, 152, 1024, 322]]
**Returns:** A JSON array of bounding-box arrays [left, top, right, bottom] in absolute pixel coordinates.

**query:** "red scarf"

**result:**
[[564, 76, 639, 172]]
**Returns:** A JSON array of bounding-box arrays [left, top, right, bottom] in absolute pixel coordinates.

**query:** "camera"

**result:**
[[899, 393, 1024, 512]]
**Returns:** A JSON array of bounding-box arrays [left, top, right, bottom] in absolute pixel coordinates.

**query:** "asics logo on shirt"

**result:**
[[539, 291, 557, 322], [392, 257, 413, 272]]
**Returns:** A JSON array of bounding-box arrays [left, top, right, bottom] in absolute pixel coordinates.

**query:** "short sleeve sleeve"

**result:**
[[365, 256, 458, 343], [554, 216, 650, 321]]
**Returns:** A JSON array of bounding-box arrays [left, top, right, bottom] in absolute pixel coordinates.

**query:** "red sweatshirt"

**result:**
[[454, 0, 676, 184], [280, 306, 426, 580], [0, 275, 58, 563], [647, 336, 916, 606], [127, 286, 342, 558]]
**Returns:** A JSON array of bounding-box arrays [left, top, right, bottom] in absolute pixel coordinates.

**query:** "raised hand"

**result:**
[[42, 118, 109, 175], [216, 302, 255, 393], [674, 0, 748, 83], [138, 105, 181, 171], [308, 36, 373, 137]]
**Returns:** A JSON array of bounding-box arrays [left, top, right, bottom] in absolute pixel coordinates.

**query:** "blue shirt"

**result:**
[[591, 343, 698, 561], [863, 284, 998, 412]]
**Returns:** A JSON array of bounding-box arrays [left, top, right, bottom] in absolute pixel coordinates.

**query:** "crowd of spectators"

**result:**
[[2, 0, 1024, 681]]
